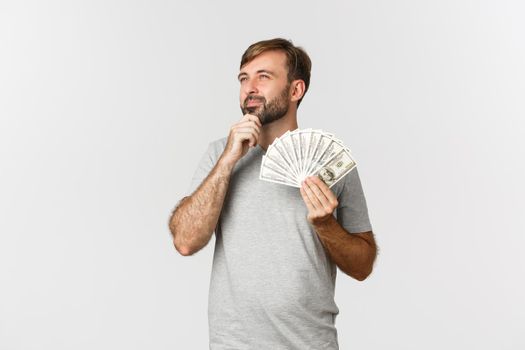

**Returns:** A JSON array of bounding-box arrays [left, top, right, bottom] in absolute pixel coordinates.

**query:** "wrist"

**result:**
[[311, 214, 337, 231], [217, 155, 236, 174]]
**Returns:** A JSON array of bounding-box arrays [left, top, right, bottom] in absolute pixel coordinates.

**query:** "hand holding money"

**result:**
[[220, 114, 262, 168], [300, 175, 339, 225], [259, 128, 357, 188]]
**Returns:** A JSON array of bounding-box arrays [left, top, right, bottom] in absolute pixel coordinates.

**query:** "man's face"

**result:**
[[238, 50, 291, 125]]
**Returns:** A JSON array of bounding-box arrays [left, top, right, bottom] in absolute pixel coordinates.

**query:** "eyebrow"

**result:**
[[237, 69, 276, 80]]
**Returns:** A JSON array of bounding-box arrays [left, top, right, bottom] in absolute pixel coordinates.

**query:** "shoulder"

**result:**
[[332, 167, 364, 201], [209, 136, 228, 150], [209, 136, 228, 152], [203, 136, 228, 162], [332, 167, 363, 198]]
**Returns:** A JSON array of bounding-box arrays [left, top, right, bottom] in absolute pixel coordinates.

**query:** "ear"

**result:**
[[289, 80, 306, 103]]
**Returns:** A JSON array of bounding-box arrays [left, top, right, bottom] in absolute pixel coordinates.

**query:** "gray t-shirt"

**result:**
[[186, 136, 373, 350]]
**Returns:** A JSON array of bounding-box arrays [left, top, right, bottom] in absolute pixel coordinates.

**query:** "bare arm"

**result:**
[[169, 159, 234, 256], [312, 219, 376, 281], [300, 175, 377, 281], [169, 114, 262, 256]]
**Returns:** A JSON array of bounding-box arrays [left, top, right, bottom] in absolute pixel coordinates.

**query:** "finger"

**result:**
[[303, 180, 327, 211], [234, 132, 258, 147], [301, 179, 322, 210], [235, 128, 259, 146], [306, 176, 337, 209], [233, 127, 260, 139], [235, 121, 261, 135], [308, 176, 337, 205], [243, 114, 262, 127], [244, 113, 262, 125], [300, 186, 316, 212], [232, 125, 259, 140]]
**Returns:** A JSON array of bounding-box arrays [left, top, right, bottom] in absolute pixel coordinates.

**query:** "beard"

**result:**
[[240, 83, 291, 126]]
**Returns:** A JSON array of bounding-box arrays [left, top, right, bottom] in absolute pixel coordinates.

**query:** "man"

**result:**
[[169, 38, 377, 349]]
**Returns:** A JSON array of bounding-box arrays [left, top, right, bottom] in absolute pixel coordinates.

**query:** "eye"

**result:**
[[259, 74, 270, 80], [239, 77, 247, 83]]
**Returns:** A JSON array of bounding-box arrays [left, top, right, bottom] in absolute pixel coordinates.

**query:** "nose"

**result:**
[[243, 77, 259, 96]]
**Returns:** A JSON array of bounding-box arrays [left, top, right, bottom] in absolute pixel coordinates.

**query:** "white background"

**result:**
[[1, 1, 524, 349]]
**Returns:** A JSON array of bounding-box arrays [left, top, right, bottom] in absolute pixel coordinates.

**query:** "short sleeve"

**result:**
[[185, 142, 218, 196], [335, 167, 373, 234]]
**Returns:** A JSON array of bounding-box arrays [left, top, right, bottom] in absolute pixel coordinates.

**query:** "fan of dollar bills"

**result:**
[[259, 128, 357, 188]]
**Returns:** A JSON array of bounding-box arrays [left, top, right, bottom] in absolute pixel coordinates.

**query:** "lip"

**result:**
[[246, 100, 262, 106]]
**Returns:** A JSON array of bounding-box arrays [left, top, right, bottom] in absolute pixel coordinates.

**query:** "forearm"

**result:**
[[312, 216, 376, 280], [169, 157, 234, 255], [170, 114, 262, 255]]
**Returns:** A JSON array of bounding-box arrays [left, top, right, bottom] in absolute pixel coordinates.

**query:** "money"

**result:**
[[259, 129, 357, 188], [311, 148, 356, 188]]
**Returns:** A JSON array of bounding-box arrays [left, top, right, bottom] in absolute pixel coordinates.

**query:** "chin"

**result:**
[[242, 106, 263, 116]]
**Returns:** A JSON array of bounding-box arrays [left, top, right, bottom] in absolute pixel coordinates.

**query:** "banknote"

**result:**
[[311, 148, 357, 188], [260, 155, 301, 187], [259, 128, 358, 188]]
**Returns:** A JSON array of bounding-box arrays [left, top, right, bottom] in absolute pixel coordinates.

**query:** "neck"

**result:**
[[258, 108, 299, 151]]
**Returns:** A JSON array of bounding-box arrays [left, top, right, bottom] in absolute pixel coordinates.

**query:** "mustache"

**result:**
[[244, 95, 266, 106]]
